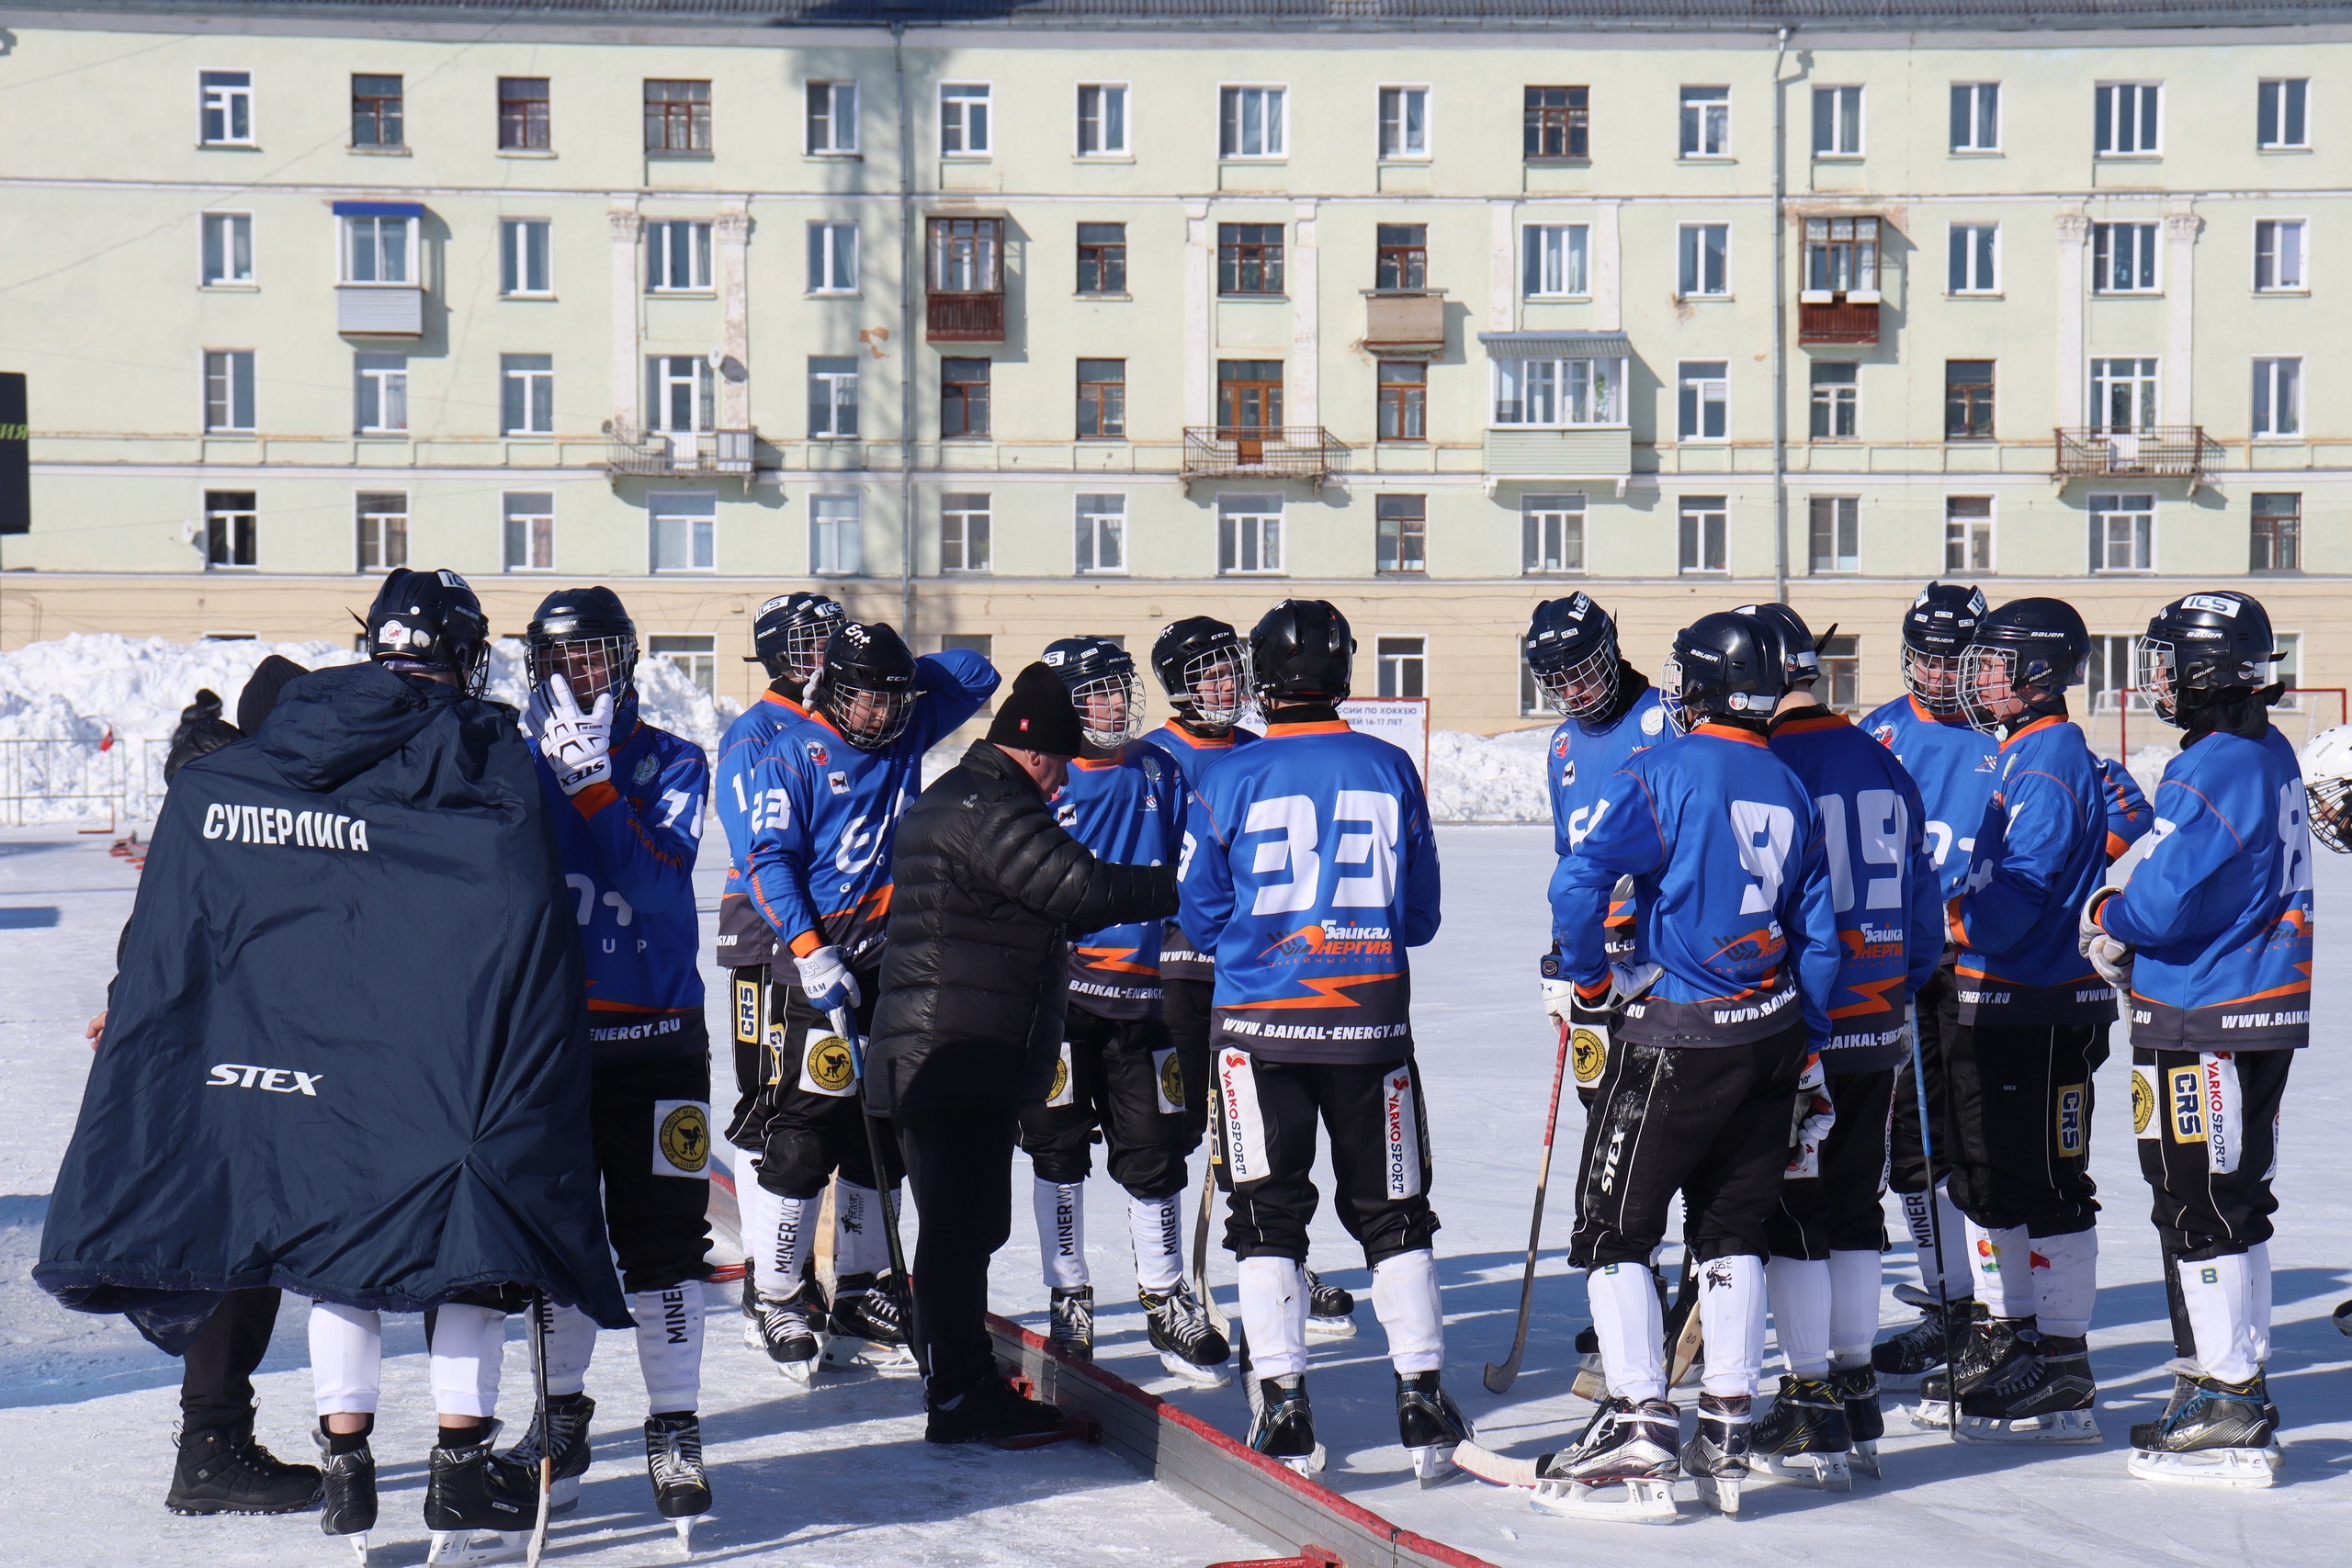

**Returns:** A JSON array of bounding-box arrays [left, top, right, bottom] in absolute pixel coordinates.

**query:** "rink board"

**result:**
[[989, 1314, 1498, 1568]]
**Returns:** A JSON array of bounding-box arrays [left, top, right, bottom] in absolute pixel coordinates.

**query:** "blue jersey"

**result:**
[[2097, 756, 2154, 863], [1139, 721, 1258, 980], [711, 687, 812, 971], [744, 650, 999, 972], [1179, 718, 1442, 1065], [1768, 710, 1945, 1066], [1557, 723, 1839, 1049], [531, 710, 708, 1063], [1948, 715, 2114, 1026], [1545, 685, 1670, 941], [2099, 727, 2312, 1051], [1054, 745, 1186, 1018], [1862, 694, 2000, 901]]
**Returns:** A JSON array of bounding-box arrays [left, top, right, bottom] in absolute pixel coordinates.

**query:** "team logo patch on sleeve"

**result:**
[[653, 1100, 711, 1178], [798, 1026, 859, 1098], [1571, 1026, 1609, 1087], [1046, 1041, 1076, 1108], [2054, 1084, 2086, 1158], [2131, 1064, 2157, 1138], [1153, 1046, 1184, 1114]]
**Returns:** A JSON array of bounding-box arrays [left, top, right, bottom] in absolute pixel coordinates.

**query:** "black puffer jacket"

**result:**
[[868, 740, 1178, 1116]]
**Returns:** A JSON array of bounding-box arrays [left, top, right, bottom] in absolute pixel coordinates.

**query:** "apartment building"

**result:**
[[3, 0, 2349, 739]]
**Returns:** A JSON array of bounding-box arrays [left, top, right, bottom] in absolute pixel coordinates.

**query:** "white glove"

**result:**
[[1539, 951, 1577, 1030], [1605, 962, 1663, 1012], [1788, 1052, 1836, 1179], [529, 674, 614, 797], [2078, 886, 2134, 993], [796, 944, 862, 1013]]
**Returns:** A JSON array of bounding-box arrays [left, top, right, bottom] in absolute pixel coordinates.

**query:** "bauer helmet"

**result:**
[[2137, 591, 2282, 728], [1044, 636, 1148, 751], [1901, 581, 1988, 720], [366, 568, 492, 694], [1959, 597, 2088, 736], [812, 621, 919, 750], [1150, 616, 1253, 731], [747, 591, 845, 689], [526, 586, 639, 705], [1660, 610, 1787, 735], [1524, 593, 1623, 721], [1734, 602, 1826, 690], [1250, 600, 1354, 705]]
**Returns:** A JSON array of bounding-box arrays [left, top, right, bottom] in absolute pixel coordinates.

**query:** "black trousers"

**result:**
[[1160, 975, 1216, 1153], [897, 1105, 1019, 1402], [1215, 1051, 1439, 1267], [2135, 1046, 2291, 1262], [590, 1054, 716, 1292], [1888, 958, 1959, 1195], [1768, 1068, 1896, 1259], [732, 976, 902, 1199], [180, 1287, 281, 1436], [1939, 1020, 2104, 1236], [1019, 1007, 1189, 1199], [1569, 1023, 1809, 1269]]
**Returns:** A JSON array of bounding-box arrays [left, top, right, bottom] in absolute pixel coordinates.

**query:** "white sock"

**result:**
[[2030, 1229, 2098, 1338], [1238, 1256, 1309, 1379], [1765, 1256, 1832, 1379], [309, 1302, 383, 1417], [428, 1303, 507, 1419], [1827, 1249, 1883, 1368], [1587, 1261, 1667, 1404], [1035, 1179, 1089, 1291], [2248, 1240, 2272, 1363], [1699, 1254, 1768, 1402], [1371, 1248, 1445, 1376], [2179, 1251, 2263, 1384], [763, 1192, 821, 1303], [539, 1299, 599, 1397], [732, 1153, 781, 1289], [1965, 1218, 2036, 1318], [1128, 1191, 1185, 1293], [634, 1285, 705, 1415], [835, 1180, 899, 1280], [1905, 1182, 1973, 1299]]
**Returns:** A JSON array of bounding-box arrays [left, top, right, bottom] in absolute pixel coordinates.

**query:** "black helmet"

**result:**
[[1900, 581, 1988, 719], [1250, 600, 1354, 704], [1044, 636, 1146, 751], [1151, 616, 1253, 731], [1524, 593, 1622, 721], [2138, 591, 2281, 728], [1959, 596, 2088, 735], [747, 591, 844, 688], [812, 621, 919, 750], [1734, 602, 1821, 690], [1662, 611, 1786, 735], [526, 586, 639, 705], [366, 568, 491, 694]]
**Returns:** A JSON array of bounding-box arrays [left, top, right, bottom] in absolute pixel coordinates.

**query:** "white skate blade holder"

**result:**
[[670, 1516, 699, 1558], [2126, 1443, 2282, 1487], [776, 1347, 822, 1386], [1158, 1349, 1233, 1390], [1409, 1442, 1463, 1487], [1956, 1408, 2101, 1446], [1763, 1450, 1853, 1491], [346, 1533, 371, 1568], [1531, 1475, 1679, 1523], [1850, 1439, 1881, 1479], [428, 1529, 530, 1567], [1271, 1443, 1329, 1477], [823, 1335, 918, 1374], [1306, 1313, 1357, 1343], [1690, 1468, 1742, 1517]]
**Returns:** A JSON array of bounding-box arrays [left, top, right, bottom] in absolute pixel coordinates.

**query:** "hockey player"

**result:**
[[1177, 600, 1464, 1481], [2082, 591, 2308, 1483], [733, 624, 999, 1381], [1542, 610, 1839, 1519]]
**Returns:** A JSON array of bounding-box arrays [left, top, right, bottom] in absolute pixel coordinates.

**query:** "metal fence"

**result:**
[[0, 739, 172, 829]]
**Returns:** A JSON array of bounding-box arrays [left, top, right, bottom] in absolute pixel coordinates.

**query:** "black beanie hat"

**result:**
[[236, 654, 309, 736], [987, 662, 1084, 757]]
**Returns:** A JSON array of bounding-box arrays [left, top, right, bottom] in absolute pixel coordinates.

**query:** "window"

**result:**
[[503, 491, 554, 571], [1218, 224, 1284, 295], [201, 213, 254, 286], [1947, 360, 1996, 440], [1813, 85, 1862, 157], [2091, 222, 2158, 293], [647, 221, 713, 292], [1810, 363, 1857, 440], [1218, 361, 1283, 433], [202, 350, 254, 432], [1678, 362, 1728, 441], [1376, 637, 1427, 699], [2274, 634, 2302, 700], [1075, 492, 1126, 574], [1524, 85, 1589, 159], [204, 491, 256, 568], [1078, 223, 1127, 294], [341, 214, 411, 284], [200, 71, 254, 146], [942, 358, 991, 438], [808, 221, 858, 293], [2096, 83, 2161, 155], [1221, 86, 1286, 158], [1678, 495, 1727, 573], [1808, 495, 1859, 572], [2086, 635, 2144, 712], [929, 217, 1001, 293], [1379, 86, 1430, 159], [1948, 222, 1998, 293], [1491, 355, 1623, 427], [1375, 495, 1426, 574], [1951, 82, 2000, 152], [1076, 359, 1126, 439], [650, 491, 716, 572], [2258, 78, 2310, 149], [810, 494, 861, 575], [355, 491, 407, 572], [2251, 492, 2301, 572], [1375, 224, 1427, 291], [355, 353, 407, 434], [808, 356, 858, 438], [2253, 357, 2302, 438], [2090, 357, 2159, 431], [1818, 633, 1860, 713], [1521, 494, 1586, 574], [1378, 362, 1427, 442], [1679, 223, 1729, 297], [644, 80, 710, 153], [2089, 492, 2155, 572], [1680, 85, 1730, 156], [650, 636, 718, 699], [2255, 220, 2306, 291], [807, 80, 858, 154], [501, 219, 550, 296], [499, 77, 549, 151], [502, 354, 553, 435], [648, 355, 713, 434], [1522, 224, 1589, 298], [1218, 495, 1283, 574], [351, 73, 402, 149], [941, 492, 991, 572], [1946, 496, 1994, 571], [1078, 84, 1128, 156], [941, 83, 991, 155], [1803, 216, 1878, 297]]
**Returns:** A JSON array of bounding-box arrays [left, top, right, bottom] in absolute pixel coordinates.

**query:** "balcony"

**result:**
[[1181, 426, 1346, 493], [336, 285, 422, 337], [603, 423, 757, 480], [1798, 297, 1879, 345], [2055, 426, 2222, 484], [926, 291, 1004, 343], [1482, 427, 1634, 497], [1363, 289, 1446, 355]]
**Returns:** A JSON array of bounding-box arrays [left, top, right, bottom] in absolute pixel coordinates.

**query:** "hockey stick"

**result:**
[[1908, 1013, 1959, 1437], [1484, 1017, 1572, 1394], [1191, 1157, 1228, 1337], [833, 1007, 917, 1370], [525, 1290, 552, 1568]]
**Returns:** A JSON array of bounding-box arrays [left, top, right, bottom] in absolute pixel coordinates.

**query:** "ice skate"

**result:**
[[423, 1431, 537, 1566], [644, 1414, 711, 1556], [1048, 1284, 1095, 1361], [926, 1375, 1084, 1447], [1830, 1365, 1883, 1478], [1679, 1392, 1750, 1516], [2335, 1298, 2352, 1337], [2126, 1369, 2281, 1486], [1752, 1374, 1854, 1489], [1304, 1269, 1358, 1341], [495, 1391, 594, 1512], [1395, 1371, 1473, 1485], [1911, 1305, 2025, 1426], [824, 1272, 918, 1372], [1872, 1285, 1971, 1389], [1141, 1278, 1231, 1388], [1956, 1334, 2100, 1445], [1529, 1396, 1679, 1522], [1247, 1375, 1326, 1475], [166, 1423, 322, 1517], [314, 1430, 378, 1566], [750, 1282, 826, 1385]]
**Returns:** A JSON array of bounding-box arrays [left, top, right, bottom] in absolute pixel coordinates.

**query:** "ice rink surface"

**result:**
[[6, 821, 2351, 1565]]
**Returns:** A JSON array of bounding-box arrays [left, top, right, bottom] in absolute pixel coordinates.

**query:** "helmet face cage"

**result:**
[[1532, 639, 1622, 721], [2136, 637, 2183, 726], [1657, 655, 1700, 735], [529, 633, 637, 707], [1179, 644, 1253, 729], [1902, 645, 1968, 718], [1958, 645, 2027, 735], [1070, 669, 1148, 750], [821, 676, 916, 750], [777, 614, 840, 689], [2308, 775, 2352, 856]]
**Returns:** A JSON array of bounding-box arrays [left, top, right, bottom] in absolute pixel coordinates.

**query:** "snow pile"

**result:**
[[1428, 727, 1554, 824]]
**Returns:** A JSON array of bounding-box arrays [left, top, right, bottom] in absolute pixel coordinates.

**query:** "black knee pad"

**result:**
[[759, 1127, 842, 1200]]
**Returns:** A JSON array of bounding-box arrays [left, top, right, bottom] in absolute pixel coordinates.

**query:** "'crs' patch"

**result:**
[[2054, 1083, 2086, 1157], [1571, 1025, 1608, 1087], [733, 976, 763, 1046], [2168, 1066, 2206, 1143], [652, 1100, 710, 1178]]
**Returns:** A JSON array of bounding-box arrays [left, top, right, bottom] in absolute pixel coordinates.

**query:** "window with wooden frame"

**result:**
[[1377, 362, 1427, 442], [1078, 222, 1126, 294], [1375, 496, 1426, 574], [351, 74, 402, 149], [1375, 224, 1427, 291], [1216, 361, 1283, 434], [1217, 223, 1284, 295], [499, 77, 549, 150], [1077, 359, 1125, 439], [1524, 85, 1589, 159], [643, 80, 710, 153], [941, 358, 991, 438]]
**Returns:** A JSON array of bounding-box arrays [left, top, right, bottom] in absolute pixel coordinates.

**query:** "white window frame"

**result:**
[[806, 79, 859, 155], [2096, 81, 2163, 156], [1521, 223, 1590, 299], [501, 354, 554, 436], [2255, 218, 2308, 293], [203, 491, 258, 570], [1076, 83, 1130, 157], [1812, 85, 1863, 158], [1677, 495, 1729, 574], [649, 491, 718, 574], [940, 491, 991, 573], [1521, 492, 1588, 575], [201, 211, 254, 287], [1217, 494, 1284, 575], [1678, 222, 1730, 298], [1944, 495, 1996, 573], [1677, 360, 1729, 443], [1375, 636, 1428, 700], [503, 491, 555, 572], [1679, 85, 1731, 158], [1810, 362, 1859, 441], [1075, 492, 1128, 575], [2258, 77, 2311, 151], [808, 356, 858, 439], [647, 355, 714, 434], [2089, 356, 2160, 432], [2253, 356, 2302, 439], [940, 82, 992, 157], [1378, 85, 1431, 161], [1808, 494, 1860, 573], [808, 220, 859, 295], [501, 218, 551, 298], [338, 213, 415, 286], [202, 349, 256, 433], [355, 490, 409, 574], [199, 69, 255, 147], [649, 636, 718, 699], [2091, 221, 2161, 295], [2086, 633, 2150, 712], [645, 220, 714, 293], [2088, 492, 2156, 573], [1948, 221, 2000, 295], [1219, 85, 1288, 160], [354, 353, 408, 435], [809, 492, 863, 577], [1951, 81, 2001, 152], [1489, 355, 1626, 429]]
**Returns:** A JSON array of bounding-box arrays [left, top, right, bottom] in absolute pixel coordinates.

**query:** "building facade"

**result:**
[[4, 0, 2349, 742]]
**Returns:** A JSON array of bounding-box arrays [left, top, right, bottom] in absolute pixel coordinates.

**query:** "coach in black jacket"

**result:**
[[869, 662, 1178, 1441]]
